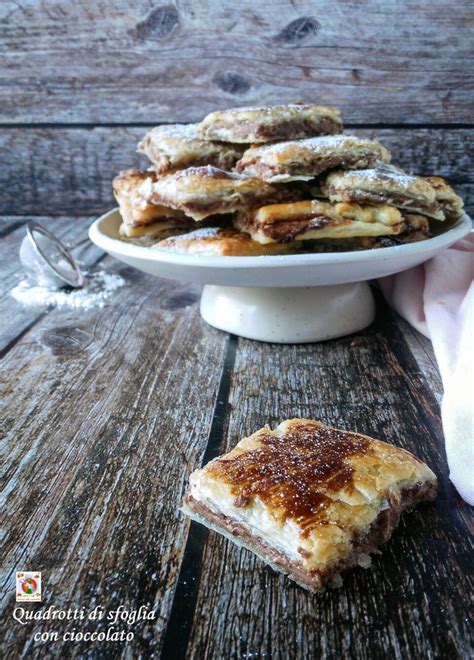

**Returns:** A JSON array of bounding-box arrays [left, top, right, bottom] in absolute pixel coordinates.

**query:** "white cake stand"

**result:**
[[89, 209, 471, 343]]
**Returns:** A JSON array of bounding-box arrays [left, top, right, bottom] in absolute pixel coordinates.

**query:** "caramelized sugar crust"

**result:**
[[207, 422, 370, 535]]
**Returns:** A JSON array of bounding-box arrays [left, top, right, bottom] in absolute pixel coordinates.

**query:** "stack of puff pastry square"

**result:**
[[113, 102, 464, 255]]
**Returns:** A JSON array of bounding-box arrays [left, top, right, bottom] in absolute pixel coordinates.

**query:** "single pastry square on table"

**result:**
[[182, 419, 437, 592]]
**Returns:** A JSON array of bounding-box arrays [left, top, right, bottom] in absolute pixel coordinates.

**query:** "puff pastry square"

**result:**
[[235, 200, 406, 244], [197, 103, 343, 143], [143, 165, 292, 221], [182, 419, 437, 592], [423, 176, 464, 220], [137, 124, 244, 174], [113, 169, 195, 243], [321, 164, 446, 221], [236, 135, 391, 182]]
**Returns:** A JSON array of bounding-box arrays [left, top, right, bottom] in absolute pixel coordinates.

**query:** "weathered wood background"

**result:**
[[2, 0, 474, 124], [1, 0, 473, 217], [1, 1, 473, 658]]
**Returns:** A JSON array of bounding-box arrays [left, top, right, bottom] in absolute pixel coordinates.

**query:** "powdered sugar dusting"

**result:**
[[335, 163, 420, 187], [205, 103, 339, 117], [11, 270, 125, 310], [160, 165, 245, 183], [148, 124, 200, 140], [252, 134, 382, 156], [161, 227, 222, 242], [137, 176, 155, 199]]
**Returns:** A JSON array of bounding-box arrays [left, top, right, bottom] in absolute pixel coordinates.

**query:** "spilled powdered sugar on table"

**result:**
[[11, 270, 126, 311]]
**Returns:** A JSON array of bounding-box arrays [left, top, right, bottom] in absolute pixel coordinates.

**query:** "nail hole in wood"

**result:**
[[213, 72, 251, 95], [42, 327, 91, 356], [276, 16, 320, 45]]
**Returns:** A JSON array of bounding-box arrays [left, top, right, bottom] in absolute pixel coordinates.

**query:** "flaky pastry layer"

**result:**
[[423, 176, 464, 220], [236, 135, 391, 182], [154, 227, 301, 256], [142, 165, 292, 220], [137, 124, 244, 174], [235, 200, 405, 244], [197, 103, 343, 143], [113, 169, 187, 226], [321, 165, 445, 220]]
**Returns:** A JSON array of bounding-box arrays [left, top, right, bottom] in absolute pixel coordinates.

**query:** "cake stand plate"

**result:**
[[89, 209, 471, 343]]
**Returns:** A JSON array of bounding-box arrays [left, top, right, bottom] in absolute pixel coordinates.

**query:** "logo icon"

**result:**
[[16, 572, 41, 602]]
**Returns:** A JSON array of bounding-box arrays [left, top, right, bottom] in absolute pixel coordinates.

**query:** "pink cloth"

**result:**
[[379, 232, 474, 505]]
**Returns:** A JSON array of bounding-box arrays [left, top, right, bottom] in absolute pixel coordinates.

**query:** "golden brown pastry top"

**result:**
[[197, 103, 343, 143], [113, 168, 156, 196], [322, 165, 436, 200], [235, 201, 405, 244], [246, 200, 403, 226], [423, 176, 464, 220], [321, 165, 444, 220], [113, 169, 187, 225], [137, 124, 244, 174]]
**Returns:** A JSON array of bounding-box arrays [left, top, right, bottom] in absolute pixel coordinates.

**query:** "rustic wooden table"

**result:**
[[1, 0, 473, 657], [1, 216, 472, 658]]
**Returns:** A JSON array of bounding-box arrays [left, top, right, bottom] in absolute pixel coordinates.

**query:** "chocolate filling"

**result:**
[[150, 148, 243, 176], [127, 218, 194, 228], [184, 480, 436, 592], [247, 214, 352, 242], [210, 116, 341, 142], [151, 187, 293, 218], [239, 153, 381, 180], [237, 211, 402, 244], [326, 187, 442, 218], [254, 117, 342, 140]]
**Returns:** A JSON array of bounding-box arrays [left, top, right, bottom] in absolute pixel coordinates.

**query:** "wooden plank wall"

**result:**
[[1, 0, 473, 220], [2, 0, 473, 124]]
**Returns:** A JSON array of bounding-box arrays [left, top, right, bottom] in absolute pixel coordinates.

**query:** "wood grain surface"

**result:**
[[1, 220, 472, 658], [0, 218, 229, 657], [1, 128, 472, 216], [1, 0, 473, 123], [184, 306, 472, 659]]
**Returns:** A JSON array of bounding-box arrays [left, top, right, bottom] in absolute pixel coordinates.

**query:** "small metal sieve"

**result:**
[[19, 222, 85, 289]]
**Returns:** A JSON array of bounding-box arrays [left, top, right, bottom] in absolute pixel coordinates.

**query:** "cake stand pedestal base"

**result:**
[[200, 282, 375, 343]]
